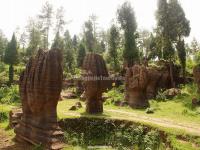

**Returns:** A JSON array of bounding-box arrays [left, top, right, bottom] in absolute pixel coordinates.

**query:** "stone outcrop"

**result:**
[[146, 68, 162, 99], [125, 62, 182, 108], [14, 49, 64, 150], [125, 65, 149, 108], [9, 108, 22, 128], [193, 65, 200, 92], [82, 53, 109, 114]]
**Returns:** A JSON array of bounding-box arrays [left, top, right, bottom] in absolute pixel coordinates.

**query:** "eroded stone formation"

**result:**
[[193, 65, 200, 93], [82, 53, 109, 114], [125, 65, 149, 108], [9, 108, 22, 128], [125, 62, 182, 108], [14, 49, 64, 150]]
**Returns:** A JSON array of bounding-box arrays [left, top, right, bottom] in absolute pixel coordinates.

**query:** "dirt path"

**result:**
[[104, 108, 200, 136], [0, 128, 32, 150]]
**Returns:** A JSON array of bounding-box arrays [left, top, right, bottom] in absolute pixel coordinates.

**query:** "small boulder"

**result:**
[[75, 102, 82, 108], [163, 88, 181, 99], [9, 108, 23, 128]]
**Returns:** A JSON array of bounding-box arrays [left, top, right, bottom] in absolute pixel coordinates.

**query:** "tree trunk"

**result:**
[[9, 64, 14, 86], [169, 61, 175, 88]]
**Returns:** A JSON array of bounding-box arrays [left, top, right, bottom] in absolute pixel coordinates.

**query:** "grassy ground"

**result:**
[[57, 98, 200, 135]]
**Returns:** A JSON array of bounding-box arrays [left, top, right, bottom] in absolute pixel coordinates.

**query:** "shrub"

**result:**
[[0, 85, 20, 104], [0, 111, 8, 122], [156, 90, 167, 101], [104, 85, 124, 105], [60, 118, 163, 149]]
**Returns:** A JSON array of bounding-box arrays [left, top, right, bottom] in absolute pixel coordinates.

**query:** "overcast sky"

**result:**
[[0, 0, 199, 43]]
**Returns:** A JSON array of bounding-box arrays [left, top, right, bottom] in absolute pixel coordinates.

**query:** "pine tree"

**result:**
[[84, 20, 95, 52], [0, 30, 8, 61], [64, 30, 75, 72], [108, 24, 120, 71], [177, 40, 186, 78], [77, 42, 86, 67], [4, 33, 18, 85], [117, 2, 138, 67], [51, 32, 64, 50], [38, 2, 53, 49], [26, 19, 42, 57]]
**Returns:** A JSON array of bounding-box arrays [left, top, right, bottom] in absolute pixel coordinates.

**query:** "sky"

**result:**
[[0, 0, 199, 43]]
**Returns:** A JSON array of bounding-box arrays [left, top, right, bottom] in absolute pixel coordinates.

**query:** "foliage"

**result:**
[[104, 85, 124, 105], [4, 33, 18, 84], [4, 33, 18, 65], [108, 24, 120, 71], [0, 85, 20, 104], [117, 1, 138, 66], [61, 118, 163, 149], [177, 40, 186, 77], [77, 43, 86, 67], [156, 89, 167, 101], [83, 19, 95, 52], [194, 51, 200, 66], [64, 30, 75, 72], [0, 30, 8, 61], [26, 18, 42, 57], [38, 1, 53, 49], [0, 111, 8, 122], [51, 32, 64, 50]]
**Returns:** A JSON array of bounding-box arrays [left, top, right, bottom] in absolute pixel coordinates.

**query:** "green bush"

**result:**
[[61, 118, 163, 150], [0, 111, 8, 122], [0, 85, 20, 104], [104, 85, 124, 105], [156, 90, 167, 101]]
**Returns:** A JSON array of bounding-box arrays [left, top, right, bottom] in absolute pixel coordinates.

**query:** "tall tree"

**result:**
[[19, 32, 27, 53], [176, 40, 186, 78], [77, 42, 86, 67], [64, 30, 75, 72], [0, 30, 8, 61], [4, 33, 18, 85], [38, 2, 53, 49], [156, 0, 190, 85], [72, 35, 78, 53], [51, 32, 64, 50], [83, 19, 95, 52], [117, 2, 138, 67], [168, 0, 190, 78], [190, 38, 200, 54], [26, 19, 42, 57], [108, 24, 120, 71], [55, 6, 66, 33]]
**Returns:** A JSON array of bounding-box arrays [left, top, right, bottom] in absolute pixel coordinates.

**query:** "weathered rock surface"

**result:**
[[14, 49, 64, 150], [82, 53, 110, 114], [9, 108, 22, 128], [163, 88, 181, 99], [193, 65, 200, 92], [125, 65, 149, 108]]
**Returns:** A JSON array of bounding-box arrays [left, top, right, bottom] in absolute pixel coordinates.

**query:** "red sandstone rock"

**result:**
[[9, 108, 22, 128], [125, 65, 149, 108], [82, 53, 109, 114], [14, 49, 64, 150], [193, 65, 200, 93]]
